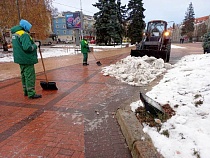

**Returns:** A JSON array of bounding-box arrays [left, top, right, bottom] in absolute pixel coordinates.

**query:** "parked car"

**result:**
[[64, 40, 74, 44], [90, 40, 96, 44], [40, 38, 53, 46]]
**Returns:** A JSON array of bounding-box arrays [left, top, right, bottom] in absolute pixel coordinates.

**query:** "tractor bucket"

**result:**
[[130, 49, 167, 61]]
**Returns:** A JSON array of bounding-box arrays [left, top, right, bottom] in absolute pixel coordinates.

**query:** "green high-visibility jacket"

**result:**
[[80, 39, 89, 54], [11, 25, 38, 65]]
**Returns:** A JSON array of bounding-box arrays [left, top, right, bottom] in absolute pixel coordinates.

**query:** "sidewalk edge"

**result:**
[[116, 107, 164, 158]]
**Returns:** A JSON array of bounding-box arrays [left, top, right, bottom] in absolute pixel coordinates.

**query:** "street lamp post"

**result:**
[[80, 0, 84, 39]]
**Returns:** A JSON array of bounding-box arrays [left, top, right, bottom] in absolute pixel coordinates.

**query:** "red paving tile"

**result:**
[[54, 83, 116, 110], [0, 111, 84, 157], [0, 49, 134, 158], [0, 78, 21, 88], [0, 106, 36, 133]]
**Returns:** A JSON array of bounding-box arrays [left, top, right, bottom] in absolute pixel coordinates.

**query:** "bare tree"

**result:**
[[0, 0, 54, 40]]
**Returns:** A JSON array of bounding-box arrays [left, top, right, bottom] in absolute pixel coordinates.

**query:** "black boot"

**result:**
[[29, 94, 42, 99]]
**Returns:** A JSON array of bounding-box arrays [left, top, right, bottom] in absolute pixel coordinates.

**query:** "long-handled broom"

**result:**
[[89, 47, 102, 66], [37, 41, 58, 90]]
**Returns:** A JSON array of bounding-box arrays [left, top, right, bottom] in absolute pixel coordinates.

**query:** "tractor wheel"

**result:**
[[165, 43, 171, 62]]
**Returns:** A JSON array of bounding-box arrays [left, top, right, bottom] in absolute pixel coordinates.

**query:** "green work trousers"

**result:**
[[20, 64, 36, 98], [83, 53, 88, 63]]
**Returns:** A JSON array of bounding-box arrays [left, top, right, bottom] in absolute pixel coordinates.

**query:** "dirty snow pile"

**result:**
[[101, 55, 172, 86], [131, 53, 210, 158]]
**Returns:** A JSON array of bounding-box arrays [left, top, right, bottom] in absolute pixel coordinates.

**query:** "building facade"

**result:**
[[52, 13, 74, 43], [171, 15, 210, 43], [82, 14, 96, 40], [52, 11, 95, 43]]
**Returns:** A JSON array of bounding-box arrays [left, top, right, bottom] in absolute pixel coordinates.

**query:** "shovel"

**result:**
[[37, 41, 58, 90], [140, 92, 164, 117]]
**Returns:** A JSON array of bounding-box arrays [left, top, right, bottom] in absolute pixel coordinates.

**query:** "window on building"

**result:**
[[63, 25, 66, 28], [57, 31, 60, 35], [63, 30, 66, 34], [56, 25, 59, 28]]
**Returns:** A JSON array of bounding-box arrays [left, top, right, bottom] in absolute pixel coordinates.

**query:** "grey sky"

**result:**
[[52, 0, 210, 25]]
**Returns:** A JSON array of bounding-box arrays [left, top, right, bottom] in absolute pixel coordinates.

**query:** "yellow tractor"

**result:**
[[131, 20, 171, 62]]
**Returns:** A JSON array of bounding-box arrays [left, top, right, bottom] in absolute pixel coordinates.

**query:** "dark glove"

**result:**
[[35, 41, 41, 48], [87, 46, 90, 52]]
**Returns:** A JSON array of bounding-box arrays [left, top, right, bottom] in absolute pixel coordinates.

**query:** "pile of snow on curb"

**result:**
[[101, 55, 172, 86]]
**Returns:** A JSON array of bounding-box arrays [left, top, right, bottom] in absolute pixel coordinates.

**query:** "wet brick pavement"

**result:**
[[0, 49, 142, 158]]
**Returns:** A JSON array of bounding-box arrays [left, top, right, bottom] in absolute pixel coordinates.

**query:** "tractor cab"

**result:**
[[131, 20, 171, 62], [144, 20, 168, 42]]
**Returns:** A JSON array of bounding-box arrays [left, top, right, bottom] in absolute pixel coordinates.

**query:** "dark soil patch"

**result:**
[[135, 104, 175, 130]]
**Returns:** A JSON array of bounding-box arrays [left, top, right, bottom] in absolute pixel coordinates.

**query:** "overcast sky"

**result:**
[[52, 0, 210, 25]]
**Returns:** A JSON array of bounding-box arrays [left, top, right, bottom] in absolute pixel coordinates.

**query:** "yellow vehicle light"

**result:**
[[164, 31, 170, 36]]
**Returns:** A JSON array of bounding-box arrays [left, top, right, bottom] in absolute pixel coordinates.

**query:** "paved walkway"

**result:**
[[0, 46, 139, 158]]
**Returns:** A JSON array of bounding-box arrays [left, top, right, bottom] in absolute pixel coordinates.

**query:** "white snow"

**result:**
[[101, 55, 173, 86], [127, 54, 210, 157]]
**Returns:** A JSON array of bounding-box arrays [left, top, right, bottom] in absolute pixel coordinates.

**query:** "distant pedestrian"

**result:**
[[11, 19, 42, 99], [180, 36, 184, 44], [181, 37, 184, 44], [80, 38, 90, 66]]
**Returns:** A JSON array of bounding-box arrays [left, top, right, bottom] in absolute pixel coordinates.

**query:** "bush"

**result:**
[[202, 32, 210, 49]]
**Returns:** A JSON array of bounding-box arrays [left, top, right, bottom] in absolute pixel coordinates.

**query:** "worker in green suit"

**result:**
[[11, 19, 42, 99], [80, 38, 90, 66]]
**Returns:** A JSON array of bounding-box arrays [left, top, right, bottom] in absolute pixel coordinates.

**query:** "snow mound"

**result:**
[[101, 55, 172, 86]]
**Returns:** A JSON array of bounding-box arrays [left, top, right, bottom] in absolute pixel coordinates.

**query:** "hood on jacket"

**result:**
[[19, 19, 32, 32], [11, 25, 24, 34]]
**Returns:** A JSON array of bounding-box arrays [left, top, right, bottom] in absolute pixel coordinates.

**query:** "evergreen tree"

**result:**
[[93, 0, 126, 45], [127, 0, 145, 44], [181, 2, 195, 42], [93, 1, 110, 45], [116, 0, 127, 43], [202, 32, 210, 52], [107, 0, 121, 44]]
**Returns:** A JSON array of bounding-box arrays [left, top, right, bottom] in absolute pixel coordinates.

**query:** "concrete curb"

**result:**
[[115, 76, 164, 157], [116, 106, 164, 158]]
